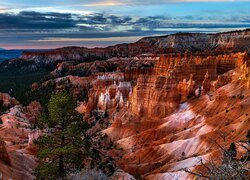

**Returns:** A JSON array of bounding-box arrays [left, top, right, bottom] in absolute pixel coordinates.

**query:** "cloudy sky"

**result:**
[[0, 0, 250, 49]]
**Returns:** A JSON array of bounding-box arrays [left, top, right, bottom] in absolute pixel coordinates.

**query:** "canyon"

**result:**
[[0, 29, 250, 179]]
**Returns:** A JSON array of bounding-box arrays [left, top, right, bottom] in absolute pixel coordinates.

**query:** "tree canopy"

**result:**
[[34, 91, 90, 179]]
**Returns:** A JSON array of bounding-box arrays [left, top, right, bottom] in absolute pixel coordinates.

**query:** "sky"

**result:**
[[0, 0, 250, 49]]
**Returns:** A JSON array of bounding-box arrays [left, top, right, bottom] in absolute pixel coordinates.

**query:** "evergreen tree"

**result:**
[[34, 91, 90, 179]]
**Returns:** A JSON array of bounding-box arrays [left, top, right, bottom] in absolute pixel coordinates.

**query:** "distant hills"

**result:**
[[0, 50, 23, 62], [20, 29, 250, 63]]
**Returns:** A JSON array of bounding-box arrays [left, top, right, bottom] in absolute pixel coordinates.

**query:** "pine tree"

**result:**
[[34, 91, 90, 179]]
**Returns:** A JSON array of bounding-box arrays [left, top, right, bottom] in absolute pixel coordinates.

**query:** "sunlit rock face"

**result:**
[[103, 68, 250, 179], [97, 86, 128, 113], [94, 74, 132, 112], [76, 72, 133, 123], [72, 48, 250, 179], [78, 51, 250, 120], [154, 52, 249, 81], [124, 66, 154, 82], [212, 73, 233, 91], [130, 75, 181, 118], [0, 99, 40, 180], [87, 50, 250, 179], [128, 52, 249, 119], [177, 74, 195, 102], [94, 73, 125, 92]]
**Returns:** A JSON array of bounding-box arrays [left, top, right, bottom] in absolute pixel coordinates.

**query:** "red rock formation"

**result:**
[[212, 73, 232, 91], [81, 51, 249, 120], [154, 52, 249, 82], [0, 96, 38, 180], [128, 52, 249, 118], [74, 49, 249, 179], [103, 68, 250, 179], [124, 66, 154, 82], [20, 29, 250, 62], [0, 112, 37, 180], [177, 74, 195, 102], [130, 75, 181, 118], [0, 138, 11, 166], [24, 101, 41, 125], [0, 93, 19, 107], [202, 71, 211, 94], [93, 73, 124, 92]]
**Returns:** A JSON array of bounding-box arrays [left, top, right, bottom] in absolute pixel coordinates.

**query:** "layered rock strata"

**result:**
[[20, 29, 250, 62]]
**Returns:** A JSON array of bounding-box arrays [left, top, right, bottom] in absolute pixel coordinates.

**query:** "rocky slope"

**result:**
[[139, 29, 250, 53], [101, 64, 250, 179], [77, 50, 250, 179], [20, 29, 250, 62], [0, 97, 41, 179]]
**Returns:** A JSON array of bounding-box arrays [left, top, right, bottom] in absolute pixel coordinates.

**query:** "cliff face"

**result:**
[[77, 52, 250, 120], [75, 49, 250, 179], [139, 29, 250, 52], [20, 29, 250, 62], [130, 75, 181, 118], [103, 68, 250, 179], [0, 99, 41, 180], [128, 52, 249, 118]]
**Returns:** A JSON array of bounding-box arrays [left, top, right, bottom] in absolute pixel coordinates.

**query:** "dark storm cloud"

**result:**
[[107, 15, 133, 25], [0, 11, 250, 33], [80, 13, 108, 24], [0, 11, 135, 31], [0, 11, 77, 29]]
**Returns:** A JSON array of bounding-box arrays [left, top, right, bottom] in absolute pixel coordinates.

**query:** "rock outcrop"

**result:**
[[128, 52, 249, 118], [0, 99, 41, 180], [177, 74, 195, 102], [0, 93, 19, 108], [20, 29, 250, 62], [0, 138, 10, 166], [130, 75, 181, 118], [103, 68, 250, 179]]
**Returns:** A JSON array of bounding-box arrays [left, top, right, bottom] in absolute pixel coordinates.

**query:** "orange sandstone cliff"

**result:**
[[80, 51, 250, 179]]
